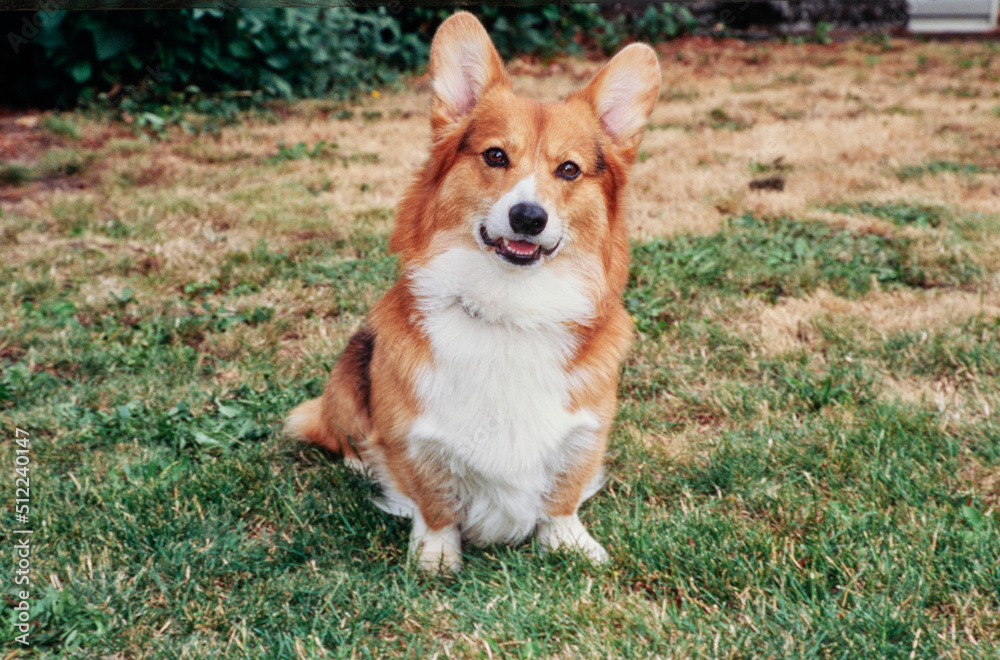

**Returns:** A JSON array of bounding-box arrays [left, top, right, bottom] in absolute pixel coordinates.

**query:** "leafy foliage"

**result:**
[[0, 8, 425, 109], [0, 4, 698, 111]]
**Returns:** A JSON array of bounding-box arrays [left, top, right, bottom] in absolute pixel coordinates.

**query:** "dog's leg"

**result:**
[[409, 511, 462, 573], [388, 448, 463, 572], [537, 430, 610, 564], [536, 513, 608, 564]]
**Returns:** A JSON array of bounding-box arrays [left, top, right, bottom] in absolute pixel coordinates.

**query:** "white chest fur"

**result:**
[[403, 247, 604, 545]]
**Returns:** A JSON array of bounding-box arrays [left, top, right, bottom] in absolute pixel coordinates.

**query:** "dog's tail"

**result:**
[[284, 326, 375, 463], [284, 394, 367, 466], [284, 397, 340, 451]]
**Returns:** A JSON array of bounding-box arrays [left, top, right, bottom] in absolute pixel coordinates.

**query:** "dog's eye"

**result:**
[[482, 148, 508, 168], [556, 161, 581, 180]]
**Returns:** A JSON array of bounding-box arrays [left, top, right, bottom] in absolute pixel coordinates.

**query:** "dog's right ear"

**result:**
[[429, 12, 510, 137]]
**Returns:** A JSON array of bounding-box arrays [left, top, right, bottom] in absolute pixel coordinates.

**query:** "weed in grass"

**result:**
[[105, 91, 260, 140]]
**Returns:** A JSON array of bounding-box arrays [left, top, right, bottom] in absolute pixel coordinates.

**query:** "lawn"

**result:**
[[1, 36, 999, 658]]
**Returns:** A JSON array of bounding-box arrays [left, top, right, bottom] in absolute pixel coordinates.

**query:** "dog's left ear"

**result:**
[[429, 12, 511, 137], [572, 43, 661, 161]]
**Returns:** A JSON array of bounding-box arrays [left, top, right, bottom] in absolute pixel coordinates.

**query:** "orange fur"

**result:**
[[286, 12, 660, 571]]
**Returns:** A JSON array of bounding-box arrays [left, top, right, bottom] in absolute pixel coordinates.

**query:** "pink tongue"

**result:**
[[505, 239, 537, 255]]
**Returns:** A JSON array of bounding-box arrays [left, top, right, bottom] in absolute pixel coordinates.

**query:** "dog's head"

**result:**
[[393, 12, 660, 295]]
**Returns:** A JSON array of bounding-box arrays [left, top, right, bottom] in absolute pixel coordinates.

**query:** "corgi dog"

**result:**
[[285, 12, 660, 572]]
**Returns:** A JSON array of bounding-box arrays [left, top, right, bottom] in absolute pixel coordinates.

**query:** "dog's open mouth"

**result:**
[[479, 225, 558, 266]]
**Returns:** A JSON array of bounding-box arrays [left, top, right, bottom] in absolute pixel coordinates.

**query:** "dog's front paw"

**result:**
[[536, 514, 609, 564], [410, 519, 462, 573]]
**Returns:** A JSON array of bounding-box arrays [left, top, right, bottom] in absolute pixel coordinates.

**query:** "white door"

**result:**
[[908, 0, 1000, 32]]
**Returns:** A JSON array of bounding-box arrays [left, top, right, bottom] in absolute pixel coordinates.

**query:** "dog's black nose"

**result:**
[[509, 202, 547, 236]]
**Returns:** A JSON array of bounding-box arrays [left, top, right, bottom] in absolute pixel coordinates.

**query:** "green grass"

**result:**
[[624, 213, 980, 336], [6, 39, 1000, 651], [878, 314, 1000, 381], [2, 201, 998, 657], [266, 140, 335, 163], [0, 150, 93, 187], [826, 201, 950, 229], [40, 114, 81, 140], [896, 160, 994, 181], [707, 107, 752, 131]]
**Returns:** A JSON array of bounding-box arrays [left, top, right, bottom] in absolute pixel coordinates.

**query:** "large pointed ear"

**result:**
[[429, 12, 511, 136], [571, 43, 661, 160]]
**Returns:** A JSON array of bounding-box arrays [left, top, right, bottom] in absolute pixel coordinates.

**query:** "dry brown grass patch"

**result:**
[[4, 37, 999, 258], [736, 288, 1000, 358], [961, 458, 1000, 508], [623, 423, 719, 465]]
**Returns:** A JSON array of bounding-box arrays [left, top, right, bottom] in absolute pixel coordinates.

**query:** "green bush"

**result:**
[[412, 3, 697, 59], [1, 8, 425, 109], [0, 4, 696, 111]]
